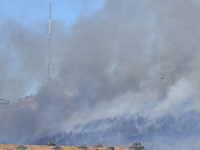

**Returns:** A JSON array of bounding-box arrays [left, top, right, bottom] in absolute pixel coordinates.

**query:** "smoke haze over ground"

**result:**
[[1, 0, 200, 149]]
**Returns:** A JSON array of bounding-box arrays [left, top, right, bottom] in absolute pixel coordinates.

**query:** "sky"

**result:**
[[0, 0, 106, 26], [0, 0, 106, 98]]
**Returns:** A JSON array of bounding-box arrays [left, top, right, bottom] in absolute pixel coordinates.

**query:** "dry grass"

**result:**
[[0, 145, 131, 150], [0, 144, 150, 150]]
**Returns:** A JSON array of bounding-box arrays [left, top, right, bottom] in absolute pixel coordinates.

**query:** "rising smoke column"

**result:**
[[54, 0, 200, 119], [1, 0, 200, 149]]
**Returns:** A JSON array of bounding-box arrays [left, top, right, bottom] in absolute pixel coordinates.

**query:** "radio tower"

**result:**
[[47, 2, 55, 87]]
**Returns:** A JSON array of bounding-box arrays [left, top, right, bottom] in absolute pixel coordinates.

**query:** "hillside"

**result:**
[[31, 110, 200, 150]]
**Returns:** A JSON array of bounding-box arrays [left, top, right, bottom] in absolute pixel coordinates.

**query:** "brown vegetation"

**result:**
[[0, 145, 148, 150]]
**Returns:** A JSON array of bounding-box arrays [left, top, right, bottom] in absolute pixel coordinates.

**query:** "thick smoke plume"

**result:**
[[1, 0, 200, 149]]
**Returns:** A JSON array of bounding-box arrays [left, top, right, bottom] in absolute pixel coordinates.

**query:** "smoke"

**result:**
[[1, 0, 200, 149], [0, 20, 47, 98], [54, 0, 200, 120]]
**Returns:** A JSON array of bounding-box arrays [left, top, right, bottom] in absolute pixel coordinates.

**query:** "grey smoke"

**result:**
[[0, 0, 200, 149], [0, 20, 47, 98]]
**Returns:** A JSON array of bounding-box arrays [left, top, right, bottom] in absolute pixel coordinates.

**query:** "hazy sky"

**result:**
[[1, 0, 200, 108], [0, 0, 106, 97], [0, 0, 106, 26]]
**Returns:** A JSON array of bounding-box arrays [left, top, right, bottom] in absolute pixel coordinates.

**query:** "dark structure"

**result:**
[[0, 98, 9, 105], [47, 2, 55, 87]]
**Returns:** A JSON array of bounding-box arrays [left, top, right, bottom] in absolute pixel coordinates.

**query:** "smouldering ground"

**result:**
[[0, 145, 149, 150]]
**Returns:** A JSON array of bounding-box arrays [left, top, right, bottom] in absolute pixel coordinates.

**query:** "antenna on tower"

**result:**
[[47, 2, 55, 87], [49, 3, 52, 35]]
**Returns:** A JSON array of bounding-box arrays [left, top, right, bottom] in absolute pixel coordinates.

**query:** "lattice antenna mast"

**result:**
[[48, 2, 55, 86]]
